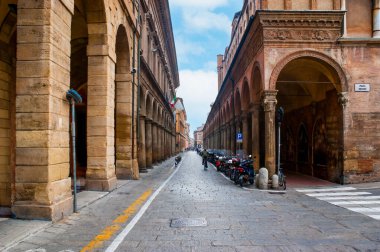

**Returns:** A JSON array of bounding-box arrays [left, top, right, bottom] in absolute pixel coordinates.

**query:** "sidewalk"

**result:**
[[0, 180, 129, 251]]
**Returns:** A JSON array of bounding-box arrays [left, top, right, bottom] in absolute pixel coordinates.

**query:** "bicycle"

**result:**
[[278, 167, 286, 190]]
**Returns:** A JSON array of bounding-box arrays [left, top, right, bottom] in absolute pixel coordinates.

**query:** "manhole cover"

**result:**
[[170, 218, 207, 228]]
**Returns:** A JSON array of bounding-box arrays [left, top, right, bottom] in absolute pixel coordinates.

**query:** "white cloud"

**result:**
[[170, 0, 229, 10], [203, 61, 217, 71], [175, 38, 206, 64], [183, 11, 231, 34], [177, 70, 218, 133]]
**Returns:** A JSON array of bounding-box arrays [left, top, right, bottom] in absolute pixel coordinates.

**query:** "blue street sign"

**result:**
[[236, 133, 243, 143]]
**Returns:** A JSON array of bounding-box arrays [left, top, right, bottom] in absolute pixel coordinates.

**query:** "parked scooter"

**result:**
[[237, 156, 255, 187]]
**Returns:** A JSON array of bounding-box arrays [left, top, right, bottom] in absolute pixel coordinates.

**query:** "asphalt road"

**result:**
[[7, 151, 380, 252]]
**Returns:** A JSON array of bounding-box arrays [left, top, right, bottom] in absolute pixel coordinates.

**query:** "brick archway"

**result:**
[[269, 50, 348, 92], [272, 50, 346, 183]]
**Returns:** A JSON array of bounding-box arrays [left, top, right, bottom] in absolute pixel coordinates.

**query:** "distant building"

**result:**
[[175, 98, 188, 153], [194, 125, 205, 149]]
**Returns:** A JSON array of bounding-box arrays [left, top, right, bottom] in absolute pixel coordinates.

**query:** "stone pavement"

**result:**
[[117, 152, 380, 251], [0, 180, 128, 251], [3, 151, 380, 251]]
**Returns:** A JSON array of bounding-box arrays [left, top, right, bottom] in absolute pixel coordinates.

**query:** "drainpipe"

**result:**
[[137, 1, 141, 145], [131, 13, 137, 170]]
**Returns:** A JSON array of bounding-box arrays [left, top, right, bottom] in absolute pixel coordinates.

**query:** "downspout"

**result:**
[[131, 5, 137, 169], [137, 1, 141, 147]]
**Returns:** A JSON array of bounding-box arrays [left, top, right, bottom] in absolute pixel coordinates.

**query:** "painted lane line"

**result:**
[[328, 200, 380, 205], [346, 207, 380, 213], [80, 189, 153, 252], [317, 196, 380, 201], [296, 187, 356, 193], [105, 158, 183, 252], [367, 215, 380, 220], [306, 192, 371, 197]]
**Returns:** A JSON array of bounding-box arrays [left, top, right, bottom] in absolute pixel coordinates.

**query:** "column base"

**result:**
[[0, 207, 11, 217], [132, 159, 140, 180], [139, 167, 148, 173], [12, 196, 73, 222], [86, 176, 117, 192]]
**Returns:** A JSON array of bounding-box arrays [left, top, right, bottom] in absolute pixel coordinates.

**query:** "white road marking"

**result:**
[[329, 200, 380, 205], [296, 187, 356, 193], [317, 196, 380, 201], [105, 157, 183, 252], [367, 215, 380, 220], [346, 207, 380, 213], [306, 192, 371, 197], [298, 186, 380, 221]]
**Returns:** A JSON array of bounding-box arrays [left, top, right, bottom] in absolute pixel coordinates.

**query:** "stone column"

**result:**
[[162, 127, 166, 159], [158, 126, 163, 160], [152, 122, 157, 163], [262, 91, 277, 177], [374, 0, 380, 38], [145, 119, 153, 168], [230, 123, 236, 154], [226, 123, 231, 153], [341, 0, 347, 37], [252, 104, 261, 168], [138, 115, 147, 172], [242, 113, 249, 156], [13, 0, 75, 221]]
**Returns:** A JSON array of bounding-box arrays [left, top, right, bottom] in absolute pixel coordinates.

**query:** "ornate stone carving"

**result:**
[[264, 29, 340, 42], [261, 91, 278, 112], [259, 11, 344, 43], [338, 92, 349, 109]]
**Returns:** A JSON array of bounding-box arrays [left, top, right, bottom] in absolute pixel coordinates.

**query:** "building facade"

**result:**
[[194, 125, 205, 148], [175, 98, 187, 153], [0, 0, 179, 220], [204, 0, 380, 184]]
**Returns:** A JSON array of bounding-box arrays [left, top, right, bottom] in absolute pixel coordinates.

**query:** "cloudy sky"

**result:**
[[169, 0, 242, 134]]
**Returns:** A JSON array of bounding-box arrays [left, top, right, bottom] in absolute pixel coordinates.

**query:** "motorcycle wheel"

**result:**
[[234, 173, 239, 184], [229, 171, 234, 180], [249, 178, 254, 185], [239, 175, 244, 187]]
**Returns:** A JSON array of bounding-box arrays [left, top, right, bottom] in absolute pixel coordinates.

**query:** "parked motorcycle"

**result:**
[[237, 156, 255, 187]]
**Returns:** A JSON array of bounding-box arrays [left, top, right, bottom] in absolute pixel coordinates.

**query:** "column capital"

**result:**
[[261, 90, 278, 112], [338, 92, 349, 109]]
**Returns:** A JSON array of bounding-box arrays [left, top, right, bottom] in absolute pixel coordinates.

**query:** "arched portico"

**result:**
[[0, 1, 16, 216], [272, 51, 347, 183], [114, 25, 135, 179]]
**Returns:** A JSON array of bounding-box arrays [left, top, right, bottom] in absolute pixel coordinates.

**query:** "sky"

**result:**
[[168, 0, 242, 135]]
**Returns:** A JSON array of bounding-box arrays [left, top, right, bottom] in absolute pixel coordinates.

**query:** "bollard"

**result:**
[[272, 174, 279, 189], [258, 167, 269, 190], [255, 174, 259, 188]]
